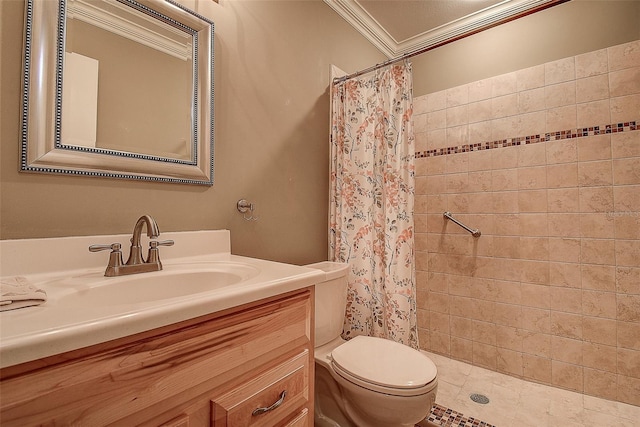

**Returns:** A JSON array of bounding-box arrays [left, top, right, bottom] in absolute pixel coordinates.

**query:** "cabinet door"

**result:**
[[156, 398, 211, 427], [160, 414, 191, 427], [212, 351, 309, 427]]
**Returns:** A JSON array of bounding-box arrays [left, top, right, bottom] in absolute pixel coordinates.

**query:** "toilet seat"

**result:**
[[330, 336, 437, 397]]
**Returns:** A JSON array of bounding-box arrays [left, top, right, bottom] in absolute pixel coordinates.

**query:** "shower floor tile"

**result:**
[[421, 351, 640, 427]]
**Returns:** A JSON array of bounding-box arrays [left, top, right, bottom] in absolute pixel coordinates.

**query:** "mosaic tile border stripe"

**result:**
[[415, 120, 638, 159], [426, 403, 496, 427]]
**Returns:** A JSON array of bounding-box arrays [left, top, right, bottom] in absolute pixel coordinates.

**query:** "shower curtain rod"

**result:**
[[332, 50, 418, 84], [332, 0, 569, 85]]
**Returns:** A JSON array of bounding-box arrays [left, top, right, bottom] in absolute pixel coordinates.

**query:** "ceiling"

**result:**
[[324, 0, 569, 57]]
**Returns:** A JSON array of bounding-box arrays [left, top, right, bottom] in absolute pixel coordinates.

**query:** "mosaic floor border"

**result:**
[[427, 403, 496, 427]]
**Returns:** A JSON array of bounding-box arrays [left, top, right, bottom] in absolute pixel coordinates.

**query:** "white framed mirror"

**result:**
[[20, 0, 214, 185]]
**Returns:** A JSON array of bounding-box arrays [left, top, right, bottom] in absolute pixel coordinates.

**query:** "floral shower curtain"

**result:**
[[329, 62, 417, 349]]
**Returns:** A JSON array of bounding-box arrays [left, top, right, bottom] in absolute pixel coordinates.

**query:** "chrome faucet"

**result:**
[[89, 215, 174, 277]]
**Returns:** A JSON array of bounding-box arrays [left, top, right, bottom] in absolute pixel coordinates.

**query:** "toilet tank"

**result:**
[[306, 262, 349, 347]]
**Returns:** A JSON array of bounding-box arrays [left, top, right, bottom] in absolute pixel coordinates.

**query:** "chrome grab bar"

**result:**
[[443, 212, 481, 238]]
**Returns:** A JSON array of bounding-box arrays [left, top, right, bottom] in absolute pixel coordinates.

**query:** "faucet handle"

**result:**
[[147, 239, 174, 265], [89, 243, 122, 252], [149, 240, 174, 248], [89, 243, 124, 276]]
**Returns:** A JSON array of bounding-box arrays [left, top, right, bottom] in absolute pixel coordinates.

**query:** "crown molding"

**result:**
[[324, 0, 397, 56], [324, 0, 568, 58]]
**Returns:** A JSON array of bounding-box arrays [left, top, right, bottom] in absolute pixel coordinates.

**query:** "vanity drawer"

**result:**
[[212, 350, 309, 427], [284, 409, 310, 427]]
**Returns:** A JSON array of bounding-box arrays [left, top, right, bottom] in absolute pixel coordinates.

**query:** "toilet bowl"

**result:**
[[307, 262, 438, 427]]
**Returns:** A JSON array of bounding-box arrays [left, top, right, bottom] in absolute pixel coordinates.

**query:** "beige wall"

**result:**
[[0, 0, 385, 264], [414, 39, 640, 405], [412, 1, 640, 96]]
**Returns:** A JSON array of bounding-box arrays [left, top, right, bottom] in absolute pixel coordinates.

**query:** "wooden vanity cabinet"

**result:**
[[0, 288, 314, 427]]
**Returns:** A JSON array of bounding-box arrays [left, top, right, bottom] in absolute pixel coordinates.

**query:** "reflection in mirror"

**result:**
[[64, 0, 194, 161], [21, 0, 214, 185]]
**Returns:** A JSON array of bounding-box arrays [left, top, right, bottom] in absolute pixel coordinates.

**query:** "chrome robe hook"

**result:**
[[237, 199, 259, 221]]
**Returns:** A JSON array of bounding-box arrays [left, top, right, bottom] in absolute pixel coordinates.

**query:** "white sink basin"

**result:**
[[53, 262, 260, 306]]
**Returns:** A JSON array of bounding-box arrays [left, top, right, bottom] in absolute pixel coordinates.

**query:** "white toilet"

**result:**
[[307, 261, 438, 427]]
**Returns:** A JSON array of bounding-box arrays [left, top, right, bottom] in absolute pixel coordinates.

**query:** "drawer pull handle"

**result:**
[[252, 390, 287, 416]]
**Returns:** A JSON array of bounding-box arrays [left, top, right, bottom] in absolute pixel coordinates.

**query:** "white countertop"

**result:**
[[0, 230, 324, 369]]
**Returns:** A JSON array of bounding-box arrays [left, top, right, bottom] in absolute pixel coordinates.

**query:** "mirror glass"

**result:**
[[21, 0, 214, 185]]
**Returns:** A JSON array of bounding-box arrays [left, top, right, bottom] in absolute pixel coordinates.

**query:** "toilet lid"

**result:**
[[331, 336, 437, 389]]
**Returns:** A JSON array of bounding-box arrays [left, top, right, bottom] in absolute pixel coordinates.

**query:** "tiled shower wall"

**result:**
[[413, 39, 640, 406]]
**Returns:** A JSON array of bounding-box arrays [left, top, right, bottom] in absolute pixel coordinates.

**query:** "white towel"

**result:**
[[0, 276, 47, 311]]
